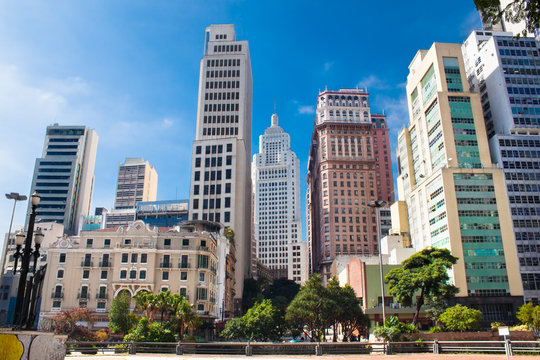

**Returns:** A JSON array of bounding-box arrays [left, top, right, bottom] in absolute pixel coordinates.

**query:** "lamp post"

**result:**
[[13, 192, 41, 329], [368, 199, 388, 325], [2, 193, 27, 275]]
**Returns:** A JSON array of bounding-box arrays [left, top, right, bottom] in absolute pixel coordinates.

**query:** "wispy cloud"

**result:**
[[356, 74, 394, 90], [460, 10, 482, 37], [324, 61, 334, 72], [298, 105, 315, 114]]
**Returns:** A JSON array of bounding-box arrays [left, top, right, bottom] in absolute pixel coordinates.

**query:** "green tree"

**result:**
[[474, 0, 540, 38], [109, 291, 136, 334], [222, 300, 282, 341], [124, 316, 176, 342], [385, 247, 458, 326], [263, 278, 300, 313], [285, 274, 335, 341], [517, 302, 540, 332], [338, 284, 370, 342], [439, 304, 482, 332]]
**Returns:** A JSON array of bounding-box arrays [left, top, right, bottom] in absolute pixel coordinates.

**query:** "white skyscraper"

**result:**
[[252, 114, 305, 283], [189, 24, 252, 308]]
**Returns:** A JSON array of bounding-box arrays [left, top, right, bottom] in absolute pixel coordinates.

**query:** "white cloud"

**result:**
[[356, 74, 393, 90], [298, 105, 315, 115], [161, 118, 174, 128]]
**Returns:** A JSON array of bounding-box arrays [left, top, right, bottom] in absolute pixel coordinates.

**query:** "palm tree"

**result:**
[[155, 290, 173, 323], [133, 291, 156, 322], [174, 297, 199, 340]]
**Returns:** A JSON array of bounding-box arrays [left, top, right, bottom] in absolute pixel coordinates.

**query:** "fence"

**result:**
[[65, 339, 540, 356]]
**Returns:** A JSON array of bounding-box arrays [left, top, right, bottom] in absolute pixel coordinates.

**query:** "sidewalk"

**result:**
[[66, 354, 540, 359]]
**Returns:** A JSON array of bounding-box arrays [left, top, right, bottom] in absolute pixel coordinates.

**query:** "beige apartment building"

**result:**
[[39, 220, 236, 327]]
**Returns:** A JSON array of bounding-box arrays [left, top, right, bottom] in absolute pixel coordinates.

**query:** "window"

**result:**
[[197, 287, 208, 300], [198, 255, 209, 269], [162, 271, 169, 281], [140, 270, 146, 280], [82, 270, 90, 279], [59, 253, 66, 263], [120, 270, 127, 279], [141, 254, 147, 263], [199, 272, 205, 282], [182, 239, 189, 246], [86, 239, 93, 248], [57, 269, 64, 279], [104, 239, 111, 248], [181, 272, 188, 281], [131, 253, 138, 263], [164, 239, 171, 248], [97, 302, 106, 310], [180, 288, 187, 297], [124, 239, 131, 246], [121, 253, 128, 263], [101, 270, 107, 280], [130, 270, 137, 279], [226, 169, 232, 179], [227, 143, 232, 152]]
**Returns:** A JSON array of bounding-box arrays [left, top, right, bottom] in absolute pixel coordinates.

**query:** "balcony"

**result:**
[[80, 260, 93, 267], [77, 292, 90, 299], [96, 292, 108, 300], [178, 262, 191, 269], [51, 291, 64, 299], [160, 262, 171, 269], [99, 261, 111, 267]]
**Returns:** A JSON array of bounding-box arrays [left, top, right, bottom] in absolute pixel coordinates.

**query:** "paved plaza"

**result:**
[[66, 354, 540, 360]]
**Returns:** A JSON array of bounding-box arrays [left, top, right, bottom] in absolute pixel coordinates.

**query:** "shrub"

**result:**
[[428, 326, 443, 333], [491, 322, 505, 331], [439, 305, 482, 332], [373, 316, 417, 342]]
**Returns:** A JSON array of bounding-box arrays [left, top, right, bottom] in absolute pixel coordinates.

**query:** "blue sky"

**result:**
[[0, 0, 482, 240]]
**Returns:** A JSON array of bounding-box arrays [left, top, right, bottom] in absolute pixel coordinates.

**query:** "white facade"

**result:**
[[26, 125, 98, 235], [189, 24, 252, 306], [463, 30, 540, 303], [252, 114, 306, 283]]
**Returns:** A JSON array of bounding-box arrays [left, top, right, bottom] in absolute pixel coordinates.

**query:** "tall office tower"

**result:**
[[189, 24, 252, 307], [252, 113, 306, 283], [307, 89, 394, 281], [397, 42, 523, 321], [462, 30, 540, 303], [26, 125, 98, 235], [105, 158, 158, 228], [305, 188, 313, 278]]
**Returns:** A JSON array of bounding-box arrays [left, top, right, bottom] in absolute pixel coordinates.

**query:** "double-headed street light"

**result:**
[[12, 192, 43, 329], [368, 199, 388, 325]]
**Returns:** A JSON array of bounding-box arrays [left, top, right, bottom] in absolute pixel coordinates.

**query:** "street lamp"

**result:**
[[2, 193, 27, 275], [13, 192, 42, 329], [368, 199, 388, 325]]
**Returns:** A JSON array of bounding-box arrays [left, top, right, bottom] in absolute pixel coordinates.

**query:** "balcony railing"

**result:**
[[80, 260, 93, 267], [77, 292, 90, 299], [51, 291, 64, 299], [178, 262, 191, 269], [99, 261, 111, 267], [96, 292, 108, 300], [160, 262, 171, 268]]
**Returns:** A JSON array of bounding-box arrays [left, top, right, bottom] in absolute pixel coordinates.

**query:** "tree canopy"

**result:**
[[385, 247, 458, 325], [222, 299, 283, 341], [517, 302, 540, 332], [109, 291, 136, 334], [474, 0, 540, 37]]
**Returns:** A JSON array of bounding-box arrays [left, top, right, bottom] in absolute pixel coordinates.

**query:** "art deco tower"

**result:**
[[189, 24, 252, 306], [252, 114, 306, 283]]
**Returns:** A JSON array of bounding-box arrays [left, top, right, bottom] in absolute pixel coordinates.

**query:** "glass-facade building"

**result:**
[[397, 42, 523, 322]]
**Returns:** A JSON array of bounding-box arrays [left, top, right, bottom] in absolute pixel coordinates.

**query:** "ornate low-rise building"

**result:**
[[39, 220, 235, 327]]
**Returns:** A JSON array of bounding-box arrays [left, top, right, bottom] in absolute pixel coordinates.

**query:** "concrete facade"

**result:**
[[189, 24, 252, 308]]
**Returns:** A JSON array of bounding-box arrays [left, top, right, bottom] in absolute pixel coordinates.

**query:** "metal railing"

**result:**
[[80, 260, 93, 267], [50, 291, 63, 299], [64, 339, 540, 356], [99, 261, 111, 267], [95, 292, 108, 299], [160, 262, 171, 268]]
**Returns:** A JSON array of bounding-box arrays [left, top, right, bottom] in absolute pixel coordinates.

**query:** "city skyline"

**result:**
[[0, 1, 482, 242]]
